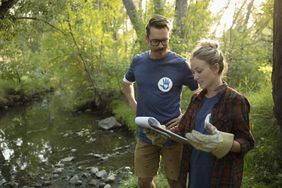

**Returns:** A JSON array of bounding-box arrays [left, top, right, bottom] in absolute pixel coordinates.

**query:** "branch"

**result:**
[[244, 0, 255, 26], [230, 0, 247, 30], [229, 0, 247, 50], [67, 18, 97, 94], [15, 16, 66, 34], [0, 0, 19, 18], [211, 0, 232, 36]]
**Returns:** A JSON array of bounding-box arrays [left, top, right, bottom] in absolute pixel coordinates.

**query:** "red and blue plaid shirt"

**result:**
[[174, 83, 255, 188]]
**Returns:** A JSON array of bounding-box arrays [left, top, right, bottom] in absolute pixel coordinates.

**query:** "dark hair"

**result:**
[[191, 39, 227, 76], [146, 15, 172, 35]]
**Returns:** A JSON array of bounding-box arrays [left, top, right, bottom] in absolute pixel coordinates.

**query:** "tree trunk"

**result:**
[[0, 0, 19, 18], [138, 0, 144, 10], [122, 0, 145, 42], [153, 0, 165, 15], [272, 0, 282, 128], [244, 0, 255, 26], [174, 0, 188, 38]]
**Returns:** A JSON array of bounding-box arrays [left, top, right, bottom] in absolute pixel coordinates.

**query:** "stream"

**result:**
[[0, 94, 135, 187]]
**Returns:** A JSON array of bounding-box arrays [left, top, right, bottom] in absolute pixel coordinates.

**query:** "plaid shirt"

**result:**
[[175, 83, 255, 188]]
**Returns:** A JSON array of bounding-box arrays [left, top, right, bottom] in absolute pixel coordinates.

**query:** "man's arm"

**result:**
[[122, 81, 137, 113]]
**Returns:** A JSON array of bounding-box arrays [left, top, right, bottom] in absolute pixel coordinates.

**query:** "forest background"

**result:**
[[0, 0, 281, 187]]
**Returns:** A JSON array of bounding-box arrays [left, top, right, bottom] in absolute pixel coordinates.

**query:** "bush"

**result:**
[[243, 84, 282, 187], [111, 100, 136, 135]]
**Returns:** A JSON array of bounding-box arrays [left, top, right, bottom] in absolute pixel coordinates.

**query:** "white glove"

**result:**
[[185, 114, 234, 158]]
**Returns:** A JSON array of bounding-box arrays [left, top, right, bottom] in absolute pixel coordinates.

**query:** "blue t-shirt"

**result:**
[[189, 95, 220, 188], [124, 51, 198, 144]]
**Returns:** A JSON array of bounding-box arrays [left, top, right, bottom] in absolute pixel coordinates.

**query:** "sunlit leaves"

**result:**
[[0, 0, 274, 107], [218, 0, 273, 92]]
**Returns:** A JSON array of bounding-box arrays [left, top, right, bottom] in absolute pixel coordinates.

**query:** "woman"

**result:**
[[170, 39, 255, 188]]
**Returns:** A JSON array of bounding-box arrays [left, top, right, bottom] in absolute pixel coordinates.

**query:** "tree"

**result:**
[[174, 0, 188, 38], [171, 0, 213, 53], [272, 0, 282, 128], [122, 0, 145, 46], [0, 0, 19, 18], [153, 0, 165, 15], [218, 0, 273, 92]]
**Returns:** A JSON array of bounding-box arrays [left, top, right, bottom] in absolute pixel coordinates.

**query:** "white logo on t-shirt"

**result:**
[[158, 77, 173, 92]]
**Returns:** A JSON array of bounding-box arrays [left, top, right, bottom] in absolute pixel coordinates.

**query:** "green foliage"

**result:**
[[243, 83, 282, 187], [111, 100, 136, 135], [119, 175, 138, 188], [171, 1, 214, 54], [220, 0, 273, 93], [0, 79, 13, 103], [1, 0, 136, 109], [1, 0, 274, 106], [180, 87, 195, 111], [119, 172, 169, 188]]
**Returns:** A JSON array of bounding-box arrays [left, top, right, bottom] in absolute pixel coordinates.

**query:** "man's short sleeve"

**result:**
[[182, 61, 199, 91], [123, 59, 136, 84]]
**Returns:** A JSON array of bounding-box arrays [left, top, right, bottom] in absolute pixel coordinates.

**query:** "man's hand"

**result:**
[[166, 114, 183, 129], [135, 117, 168, 147], [185, 114, 234, 158], [143, 126, 168, 147]]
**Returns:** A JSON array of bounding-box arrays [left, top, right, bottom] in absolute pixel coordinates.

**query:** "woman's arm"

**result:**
[[231, 97, 255, 155]]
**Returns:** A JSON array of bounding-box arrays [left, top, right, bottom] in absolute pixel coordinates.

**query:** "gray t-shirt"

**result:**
[[189, 95, 220, 188]]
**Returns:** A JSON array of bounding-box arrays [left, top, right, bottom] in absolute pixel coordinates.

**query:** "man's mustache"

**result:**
[[155, 48, 165, 52]]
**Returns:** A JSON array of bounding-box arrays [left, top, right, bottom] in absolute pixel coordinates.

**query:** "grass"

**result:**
[[111, 99, 136, 135], [242, 84, 282, 188], [119, 172, 170, 188]]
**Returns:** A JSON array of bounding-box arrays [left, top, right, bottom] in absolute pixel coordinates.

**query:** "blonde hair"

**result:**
[[191, 39, 227, 76]]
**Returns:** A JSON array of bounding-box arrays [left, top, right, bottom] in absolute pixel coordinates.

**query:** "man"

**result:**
[[122, 15, 199, 188]]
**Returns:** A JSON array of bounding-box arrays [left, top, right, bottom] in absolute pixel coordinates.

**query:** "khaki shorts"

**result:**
[[134, 139, 183, 180]]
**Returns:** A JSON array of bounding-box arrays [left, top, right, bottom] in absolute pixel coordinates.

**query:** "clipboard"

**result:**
[[136, 117, 191, 144]]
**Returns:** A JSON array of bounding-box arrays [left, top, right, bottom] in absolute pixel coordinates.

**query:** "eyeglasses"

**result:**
[[149, 39, 169, 46]]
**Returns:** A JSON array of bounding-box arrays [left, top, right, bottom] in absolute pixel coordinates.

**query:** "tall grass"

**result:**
[[243, 83, 282, 188], [119, 172, 170, 188], [111, 100, 136, 135]]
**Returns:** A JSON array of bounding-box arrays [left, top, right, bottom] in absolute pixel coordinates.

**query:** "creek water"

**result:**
[[0, 95, 134, 187]]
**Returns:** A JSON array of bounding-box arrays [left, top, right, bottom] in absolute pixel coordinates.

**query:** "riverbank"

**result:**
[[0, 88, 53, 115], [0, 92, 135, 187]]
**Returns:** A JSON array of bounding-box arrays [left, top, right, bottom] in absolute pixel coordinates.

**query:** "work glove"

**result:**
[[185, 114, 234, 158]]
